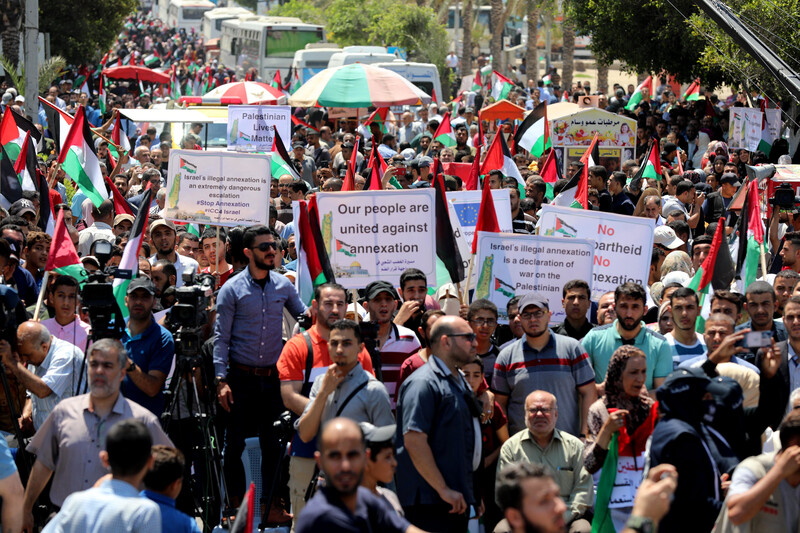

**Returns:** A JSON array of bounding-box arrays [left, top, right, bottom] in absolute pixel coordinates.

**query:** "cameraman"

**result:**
[[213, 225, 307, 519], [121, 277, 175, 417], [277, 282, 375, 527], [149, 220, 199, 288]]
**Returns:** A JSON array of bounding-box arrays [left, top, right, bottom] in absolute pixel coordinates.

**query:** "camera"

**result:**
[[768, 183, 800, 209], [80, 240, 131, 341], [165, 271, 215, 358], [273, 410, 294, 440], [297, 313, 312, 330]]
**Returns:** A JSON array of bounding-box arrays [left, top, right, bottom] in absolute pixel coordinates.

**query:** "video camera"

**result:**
[[768, 183, 800, 209], [165, 271, 215, 358], [80, 240, 132, 341]]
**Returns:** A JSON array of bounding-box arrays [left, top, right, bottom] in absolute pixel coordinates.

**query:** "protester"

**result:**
[[142, 445, 202, 533]]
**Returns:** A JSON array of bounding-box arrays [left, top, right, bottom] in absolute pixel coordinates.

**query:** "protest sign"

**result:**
[[728, 108, 780, 150], [163, 150, 271, 227], [227, 105, 291, 152], [474, 231, 594, 323], [538, 205, 654, 300], [448, 190, 513, 245], [314, 190, 437, 289]]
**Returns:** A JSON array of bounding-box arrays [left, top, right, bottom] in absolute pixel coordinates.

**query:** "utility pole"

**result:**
[[24, 0, 38, 123]]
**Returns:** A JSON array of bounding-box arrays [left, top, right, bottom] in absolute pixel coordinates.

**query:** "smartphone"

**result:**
[[737, 331, 772, 349]]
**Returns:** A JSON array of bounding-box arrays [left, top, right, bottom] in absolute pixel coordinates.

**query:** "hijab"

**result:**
[[603, 345, 654, 433]]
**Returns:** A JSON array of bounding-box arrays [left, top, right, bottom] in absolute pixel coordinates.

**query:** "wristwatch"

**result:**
[[625, 516, 656, 533], [128, 361, 136, 372], [215, 376, 227, 387]]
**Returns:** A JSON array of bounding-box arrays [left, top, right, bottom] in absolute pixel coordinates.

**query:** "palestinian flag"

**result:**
[[758, 100, 773, 156], [735, 180, 765, 290], [363, 142, 384, 191], [471, 174, 501, 254], [230, 483, 256, 533], [342, 136, 360, 192], [480, 129, 524, 195], [0, 145, 21, 210], [271, 126, 302, 180], [271, 70, 282, 90], [364, 108, 390, 135], [593, 404, 659, 533], [44, 209, 87, 283], [539, 148, 563, 200], [561, 90, 569, 103], [36, 164, 55, 235], [57, 106, 110, 208], [552, 162, 588, 209], [625, 75, 653, 111], [335, 239, 355, 257], [463, 145, 482, 190], [112, 188, 151, 320], [633, 140, 662, 181], [291, 115, 317, 132], [554, 217, 577, 237], [104, 173, 134, 217], [433, 112, 457, 148], [687, 217, 727, 333], [38, 96, 74, 153], [495, 278, 515, 298], [515, 101, 551, 158], [683, 79, 701, 101], [295, 198, 335, 306], [179, 158, 197, 173], [0, 108, 40, 162], [98, 74, 107, 115], [110, 113, 131, 160], [491, 71, 515, 101], [471, 69, 483, 92], [433, 163, 465, 284], [580, 133, 600, 168], [290, 69, 301, 94], [13, 132, 37, 192], [170, 67, 181, 98]]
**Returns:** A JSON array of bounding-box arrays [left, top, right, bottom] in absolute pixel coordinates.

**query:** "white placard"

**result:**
[[448, 189, 514, 246], [227, 105, 291, 152]]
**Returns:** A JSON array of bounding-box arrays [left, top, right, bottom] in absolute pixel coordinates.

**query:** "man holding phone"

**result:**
[[736, 281, 787, 364]]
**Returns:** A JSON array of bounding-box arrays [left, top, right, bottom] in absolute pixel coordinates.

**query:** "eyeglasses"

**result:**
[[470, 318, 497, 327], [520, 310, 548, 320], [250, 242, 278, 252], [448, 332, 477, 343], [526, 407, 554, 414]]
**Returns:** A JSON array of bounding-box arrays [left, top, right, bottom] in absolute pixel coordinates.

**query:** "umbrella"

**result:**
[[102, 66, 170, 85], [288, 64, 431, 108], [180, 81, 286, 105]]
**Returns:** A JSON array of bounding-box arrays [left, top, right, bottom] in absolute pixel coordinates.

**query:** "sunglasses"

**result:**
[[250, 242, 278, 252], [449, 332, 477, 343]]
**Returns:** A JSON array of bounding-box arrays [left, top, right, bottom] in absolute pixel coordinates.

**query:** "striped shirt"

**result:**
[[664, 332, 707, 370], [379, 323, 421, 407], [491, 332, 595, 437]]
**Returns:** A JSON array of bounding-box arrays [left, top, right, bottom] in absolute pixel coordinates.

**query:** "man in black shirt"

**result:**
[[609, 172, 635, 216], [589, 166, 612, 212], [553, 279, 594, 340]]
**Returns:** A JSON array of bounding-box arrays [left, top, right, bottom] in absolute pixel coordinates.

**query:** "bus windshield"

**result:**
[[182, 7, 207, 19], [265, 28, 323, 58]]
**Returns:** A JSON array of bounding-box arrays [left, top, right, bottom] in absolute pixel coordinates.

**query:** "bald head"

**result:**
[[318, 417, 364, 454], [316, 417, 366, 496], [17, 321, 50, 346], [429, 315, 470, 348], [525, 390, 558, 437]]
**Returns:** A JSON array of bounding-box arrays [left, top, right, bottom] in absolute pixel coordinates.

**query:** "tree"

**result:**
[[525, 0, 540, 83], [490, 0, 504, 73], [561, 15, 575, 91], [0, 0, 22, 68], [40, 0, 138, 65], [267, 0, 326, 25], [462, 0, 473, 76]]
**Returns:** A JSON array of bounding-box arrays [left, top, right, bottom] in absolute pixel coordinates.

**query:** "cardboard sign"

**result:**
[[227, 105, 291, 152]]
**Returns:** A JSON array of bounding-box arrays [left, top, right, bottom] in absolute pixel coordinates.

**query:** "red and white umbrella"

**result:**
[[179, 81, 286, 105]]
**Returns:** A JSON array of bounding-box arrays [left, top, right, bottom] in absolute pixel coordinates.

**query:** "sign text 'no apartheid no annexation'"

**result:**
[[227, 105, 292, 152], [538, 205, 655, 300], [163, 149, 271, 227], [314, 190, 437, 289], [474, 231, 594, 323]]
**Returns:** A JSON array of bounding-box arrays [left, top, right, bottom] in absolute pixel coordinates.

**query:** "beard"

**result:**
[[253, 257, 274, 271], [618, 315, 642, 331]]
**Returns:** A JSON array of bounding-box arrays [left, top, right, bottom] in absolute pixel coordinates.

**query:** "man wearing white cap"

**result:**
[[653, 225, 685, 253]]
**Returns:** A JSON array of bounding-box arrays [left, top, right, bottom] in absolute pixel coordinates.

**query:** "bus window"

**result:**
[[265, 28, 324, 58], [182, 7, 206, 19]]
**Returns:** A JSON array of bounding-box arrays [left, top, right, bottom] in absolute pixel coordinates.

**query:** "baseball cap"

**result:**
[[305, 127, 318, 136], [14, 95, 24, 103], [365, 280, 398, 301], [127, 276, 156, 295], [360, 423, 396, 444], [518, 292, 549, 312], [417, 156, 433, 168], [149, 219, 176, 236], [114, 214, 135, 227], [292, 141, 305, 149], [719, 173, 741, 187], [9, 199, 35, 217], [80, 256, 101, 269], [653, 226, 685, 250]]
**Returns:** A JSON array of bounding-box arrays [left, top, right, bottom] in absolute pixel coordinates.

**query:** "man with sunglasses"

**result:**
[[213, 225, 307, 522], [396, 316, 481, 532], [492, 293, 596, 439]]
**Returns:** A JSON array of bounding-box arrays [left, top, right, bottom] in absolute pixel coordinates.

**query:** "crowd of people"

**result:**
[[0, 7, 798, 533]]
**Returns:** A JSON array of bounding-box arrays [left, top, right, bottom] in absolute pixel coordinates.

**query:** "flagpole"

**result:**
[[215, 225, 220, 276], [461, 254, 475, 304], [350, 289, 361, 323], [760, 242, 768, 280], [32, 271, 49, 322]]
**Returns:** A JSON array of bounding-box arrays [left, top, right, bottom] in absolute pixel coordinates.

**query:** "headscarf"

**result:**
[[603, 345, 654, 433], [81, 197, 94, 227], [660, 251, 692, 279]]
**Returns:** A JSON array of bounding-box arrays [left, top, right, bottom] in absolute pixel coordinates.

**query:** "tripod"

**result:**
[[161, 349, 231, 532]]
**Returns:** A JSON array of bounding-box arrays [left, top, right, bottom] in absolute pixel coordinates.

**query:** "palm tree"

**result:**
[[462, 0, 473, 77], [525, 1, 540, 82], [597, 61, 609, 94], [490, 0, 504, 73], [561, 16, 575, 93], [0, 0, 22, 69]]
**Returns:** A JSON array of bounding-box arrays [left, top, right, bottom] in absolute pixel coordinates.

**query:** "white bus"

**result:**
[[372, 61, 441, 103], [219, 16, 326, 82], [327, 46, 399, 69], [202, 6, 252, 41], [291, 43, 341, 84], [167, 0, 216, 33]]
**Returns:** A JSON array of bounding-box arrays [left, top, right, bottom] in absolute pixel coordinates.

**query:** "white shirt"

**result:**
[[148, 253, 199, 288], [77, 222, 115, 257], [446, 54, 459, 68], [30, 337, 86, 429]]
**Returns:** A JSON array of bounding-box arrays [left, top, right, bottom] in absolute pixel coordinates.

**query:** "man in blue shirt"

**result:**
[[142, 445, 201, 533], [213, 225, 307, 517], [122, 277, 175, 416]]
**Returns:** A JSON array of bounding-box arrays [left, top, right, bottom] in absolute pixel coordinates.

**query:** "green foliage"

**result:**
[[0, 54, 67, 95], [325, 0, 390, 46], [268, 0, 326, 25], [40, 0, 138, 65]]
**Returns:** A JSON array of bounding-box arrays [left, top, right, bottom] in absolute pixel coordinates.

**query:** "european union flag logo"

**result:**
[[453, 202, 480, 226]]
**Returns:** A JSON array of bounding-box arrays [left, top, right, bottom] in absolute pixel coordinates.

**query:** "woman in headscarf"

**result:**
[[660, 250, 693, 279], [584, 346, 658, 531]]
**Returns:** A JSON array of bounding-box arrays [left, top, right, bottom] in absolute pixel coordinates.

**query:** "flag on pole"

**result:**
[[45, 208, 87, 283], [38, 96, 74, 153], [112, 188, 152, 320], [271, 126, 302, 180], [0, 145, 22, 210], [104, 174, 134, 216], [464, 145, 482, 191], [271, 70, 282, 90], [110, 113, 132, 161], [561, 90, 569, 103], [295, 198, 336, 306], [471, 69, 483, 92], [539, 149, 563, 200], [683, 79, 701, 101], [98, 74, 107, 115], [471, 174, 501, 254], [13, 132, 37, 192], [491, 71, 515, 101], [625, 75, 653, 111], [290, 69, 302, 94], [363, 142, 384, 191], [433, 112, 457, 148], [57, 106, 110, 208], [432, 166, 465, 284], [0, 108, 41, 162], [515, 101, 551, 158], [632, 140, 662, 181], [481, 130, 524, 195], [364, 108, 390, 135], [552, 162, 588, 209], [230, 483, 256, 533], [687, 218, 727, 332], [341, 136, 360, 192], [735, 180, 765, 290], [36, 166, 55, 235], [758, 100, 773, 156]]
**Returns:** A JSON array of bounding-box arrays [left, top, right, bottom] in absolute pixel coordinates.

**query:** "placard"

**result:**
[[448, 190, 514, 246], [163, 150, 271, 227], [314, 190, 437, 289], [538, 205, 654, 301], [227, 105, 291, 152], [728, 108, 780, 150], [474, 232, 595, 323]]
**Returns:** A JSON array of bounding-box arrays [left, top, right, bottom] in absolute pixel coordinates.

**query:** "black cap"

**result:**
[[127, 276, 156, 295], [518, 292, 549, 312], [292, 141, 305, 149], [719, 173, 741, 187], [663, 142, 678, 154], [365, 281, 398, 301]]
